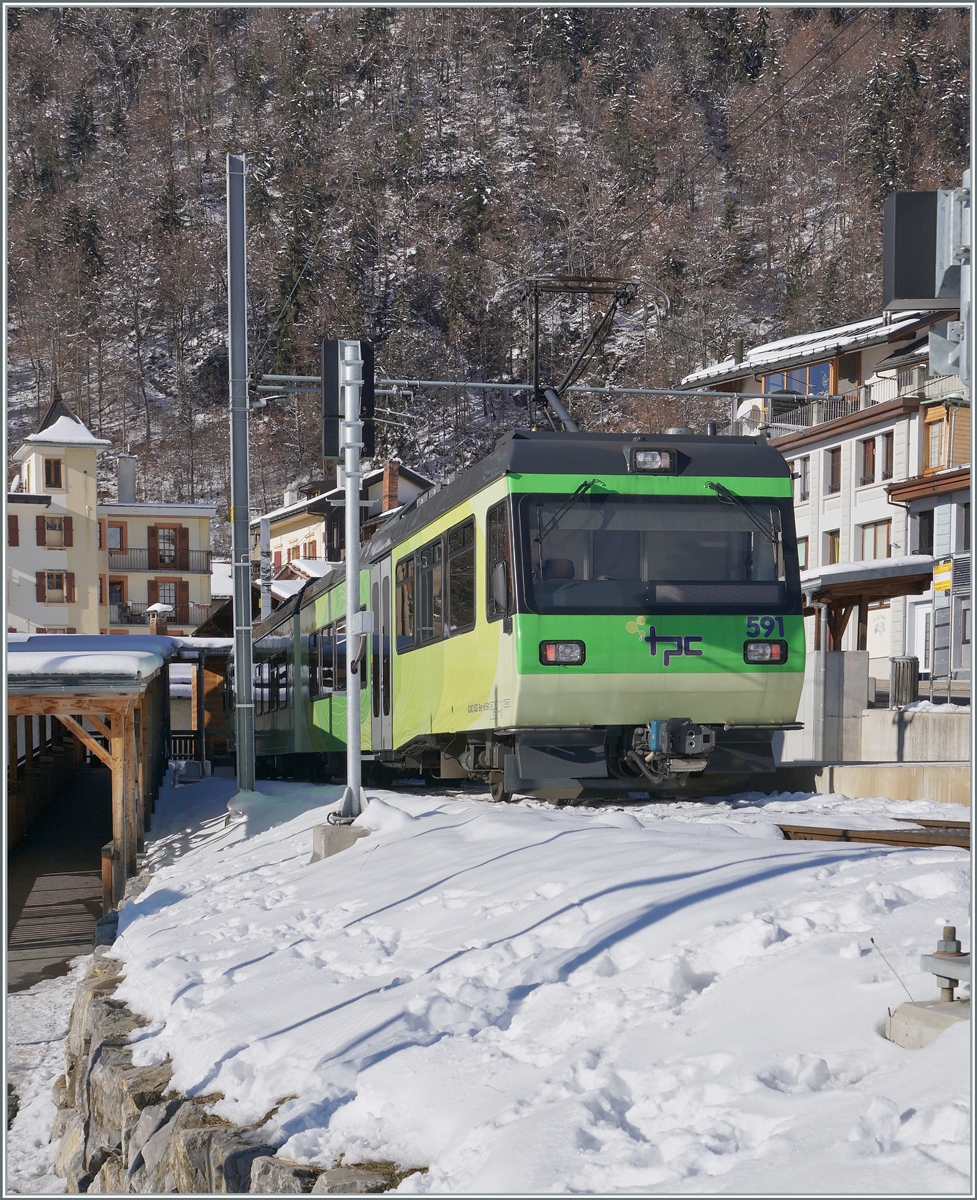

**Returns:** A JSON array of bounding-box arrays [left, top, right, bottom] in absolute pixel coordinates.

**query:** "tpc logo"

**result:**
[[644, 626, 702, 666], [625, 616, 702, 667]]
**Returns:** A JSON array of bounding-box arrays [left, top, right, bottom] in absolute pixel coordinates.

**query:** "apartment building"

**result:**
[[679, 310, 970, 689], [7, 399, 216, 636]]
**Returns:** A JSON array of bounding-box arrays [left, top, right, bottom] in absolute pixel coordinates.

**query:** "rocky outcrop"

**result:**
[[50, 949, 412, 1193]]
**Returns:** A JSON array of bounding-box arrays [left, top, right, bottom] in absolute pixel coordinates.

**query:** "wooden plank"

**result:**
[[125, 705, 138, 877], [6, 694, 139, 716], [111, 731, 127, 907], [85, 713, 114, 741], [778, 823, 969, 849], [55, 714, 113, 770], [892, 817, 971, 831]]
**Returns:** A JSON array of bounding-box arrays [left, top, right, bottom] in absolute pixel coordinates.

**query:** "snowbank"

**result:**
[[901, 701, 971, 714], [93, 781, 972, 1194]]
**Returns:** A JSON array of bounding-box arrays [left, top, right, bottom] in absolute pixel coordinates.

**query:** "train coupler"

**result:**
[[630, 719, 716, 784]]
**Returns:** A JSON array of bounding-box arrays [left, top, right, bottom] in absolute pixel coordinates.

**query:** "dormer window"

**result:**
[[44, 458, 63, 488]]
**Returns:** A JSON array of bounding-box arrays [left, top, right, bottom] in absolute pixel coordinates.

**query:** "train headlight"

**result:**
[[744, 640, 788, 664], [633, 449, 675, 472], [539, 640, 586, 665]]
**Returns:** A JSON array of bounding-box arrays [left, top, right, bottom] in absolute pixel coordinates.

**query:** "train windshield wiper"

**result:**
[[706, 481, 778, 544], [535, 478, 597, 544]]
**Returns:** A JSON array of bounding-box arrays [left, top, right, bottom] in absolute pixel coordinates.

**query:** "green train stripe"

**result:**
[[507, 474, 793, 497]]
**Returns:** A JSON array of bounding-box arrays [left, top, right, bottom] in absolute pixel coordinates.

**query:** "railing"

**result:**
[[722, 372, 963, 438], [109, 602, 212, 627], [168, 731, 198, 760], [105, 548, 212, 573]]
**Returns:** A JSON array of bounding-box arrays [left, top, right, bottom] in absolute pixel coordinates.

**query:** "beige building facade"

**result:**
[[7, 400, 216, 636]]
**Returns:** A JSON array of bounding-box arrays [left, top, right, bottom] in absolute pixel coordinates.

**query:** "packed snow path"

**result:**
[[8, 775, 971, 1194]]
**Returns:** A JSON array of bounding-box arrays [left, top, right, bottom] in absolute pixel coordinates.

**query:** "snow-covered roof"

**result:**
[[801, 554, 935, 595], [680, 311, 941, 390], [99, 502, 218, 516], [271, 578, 306, 600], [21, 414, 111, 447], [211, 560, 234, 597], [6, 648, 165, 693], [252, 465, 435, 526], [276, 558, 338, 580]]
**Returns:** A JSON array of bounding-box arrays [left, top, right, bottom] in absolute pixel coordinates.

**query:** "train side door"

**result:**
[[370, 558, 393, 751]]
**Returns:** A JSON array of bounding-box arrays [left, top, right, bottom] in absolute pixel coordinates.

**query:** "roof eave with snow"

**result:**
[[678, 311, 946, 391]]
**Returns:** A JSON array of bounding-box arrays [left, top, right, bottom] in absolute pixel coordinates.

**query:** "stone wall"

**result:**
[[51, 947, 409, 1193]]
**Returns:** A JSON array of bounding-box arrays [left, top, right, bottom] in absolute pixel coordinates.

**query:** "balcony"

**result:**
[[723, 372, 963, 439], [109, 601, 212, 628], [105, 548, 212, 573]]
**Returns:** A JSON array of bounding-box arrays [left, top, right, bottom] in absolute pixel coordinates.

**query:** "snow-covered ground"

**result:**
[[5, 773, 972, 1194], [6, 960, 89, 1194]]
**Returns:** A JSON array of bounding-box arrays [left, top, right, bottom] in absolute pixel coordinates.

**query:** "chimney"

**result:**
[[733, 337, 744, 365], [147, 605, 170, 636], [382, 460, 400, 512], [117, 455, 137, 504]]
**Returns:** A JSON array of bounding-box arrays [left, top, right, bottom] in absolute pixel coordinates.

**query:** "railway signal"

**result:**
[[322, 339, 375, 460]]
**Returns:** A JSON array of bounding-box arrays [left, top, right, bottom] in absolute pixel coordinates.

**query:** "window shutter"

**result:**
[[177, 527, 190, 570], [178, 579, 190, 622], [36, 515, 46, 546], [274, 550, 282, 569], [309, 540, 317, 560], [66, 572, 76, 603], [147, 525, 159, 568], [7, 514, 18, 546], [67, 627, 77, 634], [98, 519, 105, 549], [36, 571, 46, 602], [63, 515, 73, 546], [147, 579, 159, 605]]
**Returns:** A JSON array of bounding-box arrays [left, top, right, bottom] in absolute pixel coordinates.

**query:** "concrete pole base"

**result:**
[[885, 999, 970, 1049], [310, 824, 369, 863]]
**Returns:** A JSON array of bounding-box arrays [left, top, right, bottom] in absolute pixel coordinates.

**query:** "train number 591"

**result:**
[[746, 615, 785, 638]]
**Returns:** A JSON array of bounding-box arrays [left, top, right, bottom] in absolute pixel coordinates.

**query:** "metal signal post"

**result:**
[[336, 341, 371, 822], [227, 153, 255, 793]]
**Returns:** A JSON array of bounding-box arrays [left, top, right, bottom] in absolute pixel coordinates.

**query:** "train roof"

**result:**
[[253, 430, 786, 640], [367, 429, 785, 558]]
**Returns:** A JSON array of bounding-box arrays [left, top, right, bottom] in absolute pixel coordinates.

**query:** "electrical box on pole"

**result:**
[[322, 338, 375, 460], [929, 172, 971, 389]]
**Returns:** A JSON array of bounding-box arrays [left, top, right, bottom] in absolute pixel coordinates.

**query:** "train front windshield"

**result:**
[[518, 493, 799, 614]]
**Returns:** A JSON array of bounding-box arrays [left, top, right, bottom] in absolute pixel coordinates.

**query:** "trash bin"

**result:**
[[889, 656, 919, 707]]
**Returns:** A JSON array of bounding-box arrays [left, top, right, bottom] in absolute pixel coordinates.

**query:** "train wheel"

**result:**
[[488, 776, 513, 803]]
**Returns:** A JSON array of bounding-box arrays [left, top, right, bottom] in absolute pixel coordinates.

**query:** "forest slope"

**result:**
[[6, 7, 969, 540]]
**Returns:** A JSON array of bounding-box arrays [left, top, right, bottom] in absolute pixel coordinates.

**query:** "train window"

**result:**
[[447, 519, 476, 634], [520, 493, 797, 614], [320, 626, 334, 692], [334, 618, 347, 692], [418, 538, 443, 643], [486, 501, 513, 622], [309, 632, 320, 699], [372, 582, 381, 719], [396, 557, 414, 650], [253, 660, 264, 716], [382, 574, 391, 717], [277, 656, 290, 709]]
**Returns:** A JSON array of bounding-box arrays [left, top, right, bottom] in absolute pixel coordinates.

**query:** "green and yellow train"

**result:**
[[250, 430, 804, 801]]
